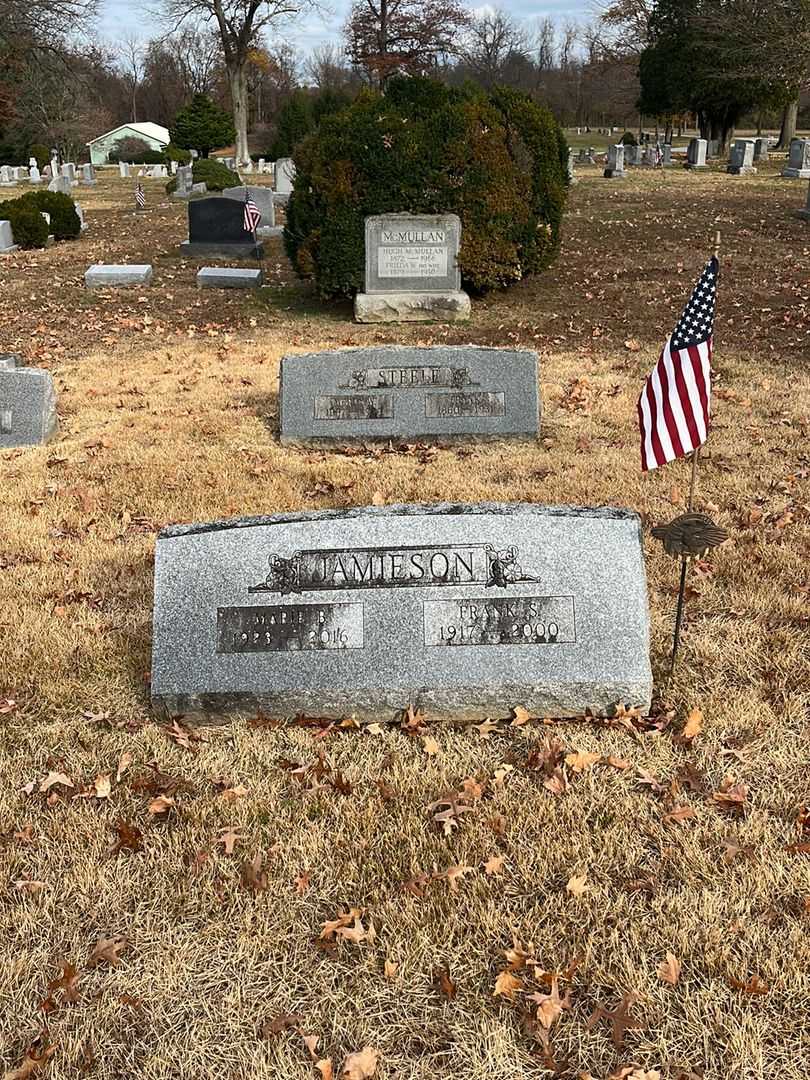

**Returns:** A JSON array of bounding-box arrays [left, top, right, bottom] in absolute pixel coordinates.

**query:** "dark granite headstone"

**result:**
[[150, 503, 652, 723], [278, 345, 540, 444], [179, 196, 264, 259]]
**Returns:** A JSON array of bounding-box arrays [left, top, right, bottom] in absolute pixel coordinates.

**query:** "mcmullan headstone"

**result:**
[[0, 362, 58, 448], [354, 213, 471, 323], [685, 138, 708, 169], [782, 138, 810, 179], [150, 503, 652, 722], [180, 197, 264, 259], [278, 345, 540, 444]]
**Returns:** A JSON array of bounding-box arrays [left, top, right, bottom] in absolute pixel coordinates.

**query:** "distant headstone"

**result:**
[[179, 196, 264, 259], [150, 503, 652, 722], [279, 345, 540, 445], [197, 266, 263, 289], [0, 220, 17, 252], [604, 144, 625, 178], [275, 157, 295, 197], [782, 138, 810, 179], [48, 175, 72, 195], [81, 163, 96, 185], [753, 137, 769, 162], [85, 264, 153, 288], [567, 149, 576, 183], [118, 161, 130, 178], [727, 139, 756, 175], [354, 213, 471, 323], [61, 162, 76, 183], [74, 202, 87, 231], [0, 166, 14, 187], [29, 165, 42, 184], [685, 138, 708, 169], [796, 181, 810, 221], [0, 362, 58, 447], [0, 353, 21, 370], [222, 185, 276, 231], [172, 165, 193, 199], [707, 139, 720, 158], [661, 144, 673, 166]]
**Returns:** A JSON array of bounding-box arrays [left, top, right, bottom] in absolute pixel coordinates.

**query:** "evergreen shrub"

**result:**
[[284, 77, 568, 299], [16, 190, 81, 239]]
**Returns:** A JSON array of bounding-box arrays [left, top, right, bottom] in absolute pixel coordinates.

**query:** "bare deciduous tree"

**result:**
[[344, 0, 470, 89], [158, 0, 314, 163], [457, 9, 528, 89]]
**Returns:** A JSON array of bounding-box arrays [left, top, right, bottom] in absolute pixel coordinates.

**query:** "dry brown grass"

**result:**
[[0, 168, 809, 1080]]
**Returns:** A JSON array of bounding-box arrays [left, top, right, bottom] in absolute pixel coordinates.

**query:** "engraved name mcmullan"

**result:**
[[248, 544, 540, 595], [381, 229, 446, 244]]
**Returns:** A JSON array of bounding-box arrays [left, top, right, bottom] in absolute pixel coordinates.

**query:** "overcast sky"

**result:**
[[97, 0, 595, 60]]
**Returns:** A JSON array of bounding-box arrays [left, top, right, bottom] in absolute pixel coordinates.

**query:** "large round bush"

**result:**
[[165, 158, 240, 195], [17, 190, 81, 239], [284, 78, 568, 299], [2, 200, 49, 248]]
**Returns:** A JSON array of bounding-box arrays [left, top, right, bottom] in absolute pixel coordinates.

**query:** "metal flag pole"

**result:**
[[652, 232, 727, 679]]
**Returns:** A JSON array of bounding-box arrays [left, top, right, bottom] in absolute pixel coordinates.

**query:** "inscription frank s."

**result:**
[[424, 596, 576, 647]]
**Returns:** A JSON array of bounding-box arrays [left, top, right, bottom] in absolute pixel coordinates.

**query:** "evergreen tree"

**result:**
[[269, 91, 313, 158], [169, 93, 236, 157]]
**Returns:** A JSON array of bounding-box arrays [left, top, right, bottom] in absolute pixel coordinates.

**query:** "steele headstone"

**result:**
[[0, 363, 58, 447], [150, 503, 652, 722], [278, 345, 540, 444], [354, 213, 471, 323]]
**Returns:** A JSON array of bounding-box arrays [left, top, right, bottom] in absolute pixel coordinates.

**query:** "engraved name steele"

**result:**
[[215, 543, 577, 654]]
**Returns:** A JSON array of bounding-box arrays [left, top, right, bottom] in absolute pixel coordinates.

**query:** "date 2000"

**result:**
[[438, 620, 561, 644]]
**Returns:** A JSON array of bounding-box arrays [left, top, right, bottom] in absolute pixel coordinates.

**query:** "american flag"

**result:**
[[135, 182, 145, 209], [638, 255, 718, 471], [243, 192, 261, 233]]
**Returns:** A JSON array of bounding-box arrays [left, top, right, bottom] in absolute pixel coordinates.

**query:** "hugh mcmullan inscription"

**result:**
[[150, 503, 652, 722]]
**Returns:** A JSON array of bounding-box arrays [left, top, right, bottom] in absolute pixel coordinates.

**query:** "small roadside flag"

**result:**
[[135, 182, 145, 210], [243, 191, 261, 234], [637, 255, 718, 472]]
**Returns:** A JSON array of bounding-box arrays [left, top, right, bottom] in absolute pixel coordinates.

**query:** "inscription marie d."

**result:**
[[248, 544, 540, 596]]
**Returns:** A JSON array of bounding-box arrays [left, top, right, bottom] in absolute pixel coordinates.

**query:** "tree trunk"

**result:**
[[228, 61, 250, 166], [777, 97, 799, 150]]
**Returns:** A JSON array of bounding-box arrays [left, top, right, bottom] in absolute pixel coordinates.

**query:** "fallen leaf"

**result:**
[[93, 774, 112, 799], [301, 1033, 318, 1058], [371, 491, 385, 506], [217, 828, 242, 855], [475, 719, 499, 739], [711, 779, 749, 815], [3, 1044, 56, 1080], [624, 338, 641, 351], [89, 936, 128, 968], [108, 819, 143, 855], [147, 794, 174, 816], [566, 873, 589, 897], [365, 723, 385, 736], [729, 973, 768, 995], [511, 705, 530, 726], [433, 966, 456, 998], [565, 751, 602, 773], [341, 1046, 379, 1079], [316, 1060, 334, 1080], [445, 864, 474, 892], [662, 805, 696, 825], [39, 771, 73, 793], [260, 1013, 302, 1037], [682, 708, 703, 741], [586, 992, 642, 1049], [384, 959, 398, 980], [493, 970, 522, 999], [335, 915, 368, 945], [421, 735, 440, 756], [219, 783, 249, 800], [115, 752, 133, 782], [657, 951, 681, 985], [240, 852, 268, 892], [483, 854, 505, 875], [294, 870, 310, 895]]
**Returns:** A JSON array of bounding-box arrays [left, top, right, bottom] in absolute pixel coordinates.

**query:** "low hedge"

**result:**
[[284, 77, 568, 299], [16, 190, 80, 240], [2, 201, 49, 248], [165, 158, 240, 195]]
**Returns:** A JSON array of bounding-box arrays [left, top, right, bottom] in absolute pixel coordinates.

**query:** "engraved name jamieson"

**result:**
[[248, 544, 540, 595]]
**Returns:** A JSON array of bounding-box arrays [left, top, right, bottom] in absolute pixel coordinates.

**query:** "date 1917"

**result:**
[[424, 596, 575, 647]]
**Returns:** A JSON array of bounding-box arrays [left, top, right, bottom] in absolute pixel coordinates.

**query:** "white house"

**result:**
[[86, 122, 171, 165]]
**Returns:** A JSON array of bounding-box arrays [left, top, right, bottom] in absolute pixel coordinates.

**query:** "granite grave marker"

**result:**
[[782, 138, 810, 179], [354, 213, 471, 323], [0, 362, 58, 447], [278, 345, 540, 444], [180, 196, 264, 258], [151, 503, 653, 722]]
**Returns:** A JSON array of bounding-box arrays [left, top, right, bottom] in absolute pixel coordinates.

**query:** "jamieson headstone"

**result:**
[[179, 196, 264, 259], [354, 213, 471, 323], [279, 345, 539, 444], [0, 362, 58, 448], [150, 503, 652, 722]]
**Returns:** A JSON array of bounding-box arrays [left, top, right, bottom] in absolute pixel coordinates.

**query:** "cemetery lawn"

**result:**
[[1, 166, 809, 1080]]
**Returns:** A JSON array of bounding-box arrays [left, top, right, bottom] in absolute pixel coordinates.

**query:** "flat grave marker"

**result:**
[[151, 503, 653, 722], [85, 264, 153, 288], [278, 345, 539, 444]]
